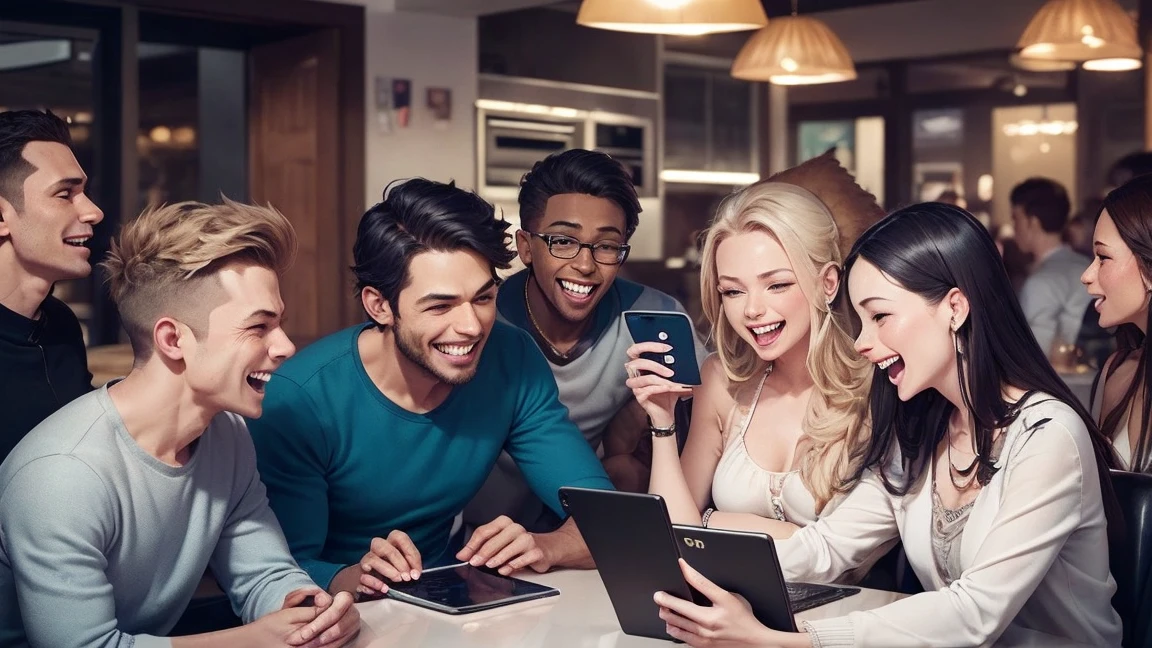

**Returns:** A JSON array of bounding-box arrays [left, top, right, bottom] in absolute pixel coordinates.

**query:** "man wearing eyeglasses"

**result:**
[[466, 149, 707, 533]]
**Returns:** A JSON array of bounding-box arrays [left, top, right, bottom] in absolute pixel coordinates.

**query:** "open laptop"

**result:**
[[672, 525, 858, 631], [560, 486, 858, 638]]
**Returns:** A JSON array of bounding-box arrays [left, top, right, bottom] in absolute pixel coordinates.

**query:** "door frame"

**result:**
[[1, 0, 365, 343]]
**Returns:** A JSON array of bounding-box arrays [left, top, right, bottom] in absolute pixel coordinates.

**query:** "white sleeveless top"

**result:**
[[1091, 370, 1132, 470], [710, 371, 819, 526]]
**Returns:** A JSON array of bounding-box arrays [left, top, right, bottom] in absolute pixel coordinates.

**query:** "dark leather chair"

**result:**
[[857, 541, 923, 594], [1109, 469, 1152, 647]]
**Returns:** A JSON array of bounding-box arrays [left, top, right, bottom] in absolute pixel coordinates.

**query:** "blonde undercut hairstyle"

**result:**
[[102, 198, 297, 364], [699, 182, 872, 511]]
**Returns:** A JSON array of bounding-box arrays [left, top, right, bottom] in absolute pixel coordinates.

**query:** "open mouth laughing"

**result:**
[[64, 235, 92, 249], [246, 371, 272, 393], [748, 321, 784, 346], [433, 341, 480, 366], [876, 355, 905, 384], [558, 279, 598, 305]]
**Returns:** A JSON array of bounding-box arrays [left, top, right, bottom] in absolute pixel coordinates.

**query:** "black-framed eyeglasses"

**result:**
[[524, 231, 631, 266]]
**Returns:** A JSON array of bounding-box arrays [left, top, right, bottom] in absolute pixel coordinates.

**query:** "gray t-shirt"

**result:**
[[1020, 245, 1094, 354], [465, 271, 708, 528], [0, 386, 314, 647]]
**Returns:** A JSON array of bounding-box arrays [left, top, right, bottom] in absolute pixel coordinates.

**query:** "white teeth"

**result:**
[[751, 323, 783, 335], [247, 371, 271, 383], [64, 237, 90, 246], [560, 280, 594, 295], [435, 343, 475, 356], [877, 356, 901, 370]]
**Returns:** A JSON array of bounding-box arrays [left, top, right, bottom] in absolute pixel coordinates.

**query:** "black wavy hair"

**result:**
[[0, 109, 72, 211], [518, 148, 642, 239], [352, 178, 514, 325], [841, 203, 1120, 533]]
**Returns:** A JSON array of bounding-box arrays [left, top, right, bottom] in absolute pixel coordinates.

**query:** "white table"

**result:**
[[350, 569, 906, 647]]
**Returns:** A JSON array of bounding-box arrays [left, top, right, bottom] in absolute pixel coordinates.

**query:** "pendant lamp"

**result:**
[[576, 0, 768, 36], [731, 1, 856, 85], [1017, 0, 1142, 71]]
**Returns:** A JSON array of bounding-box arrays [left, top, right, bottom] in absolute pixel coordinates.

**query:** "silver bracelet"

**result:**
[[701, 507, 715, 528]]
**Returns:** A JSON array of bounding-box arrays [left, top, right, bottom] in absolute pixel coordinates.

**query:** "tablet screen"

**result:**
[[385, 563, 557, 612]]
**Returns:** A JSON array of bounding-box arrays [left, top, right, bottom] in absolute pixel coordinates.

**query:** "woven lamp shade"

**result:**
[[576, 0, 767, 36], [1017, 0, 1142, 71], [731, 15, 857, 85]]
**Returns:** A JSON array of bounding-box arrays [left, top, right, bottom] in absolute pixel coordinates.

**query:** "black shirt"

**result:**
[[0, 295, 92, 461]]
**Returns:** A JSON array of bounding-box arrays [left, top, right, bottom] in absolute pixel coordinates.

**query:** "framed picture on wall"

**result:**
[[427, 87, 451, 128]]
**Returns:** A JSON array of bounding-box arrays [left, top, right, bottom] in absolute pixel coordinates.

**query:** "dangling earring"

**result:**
[[951, 317, 964, 355]]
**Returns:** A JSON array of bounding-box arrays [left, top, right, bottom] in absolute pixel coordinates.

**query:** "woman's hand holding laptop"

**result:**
[[656, 559, 812, 648]]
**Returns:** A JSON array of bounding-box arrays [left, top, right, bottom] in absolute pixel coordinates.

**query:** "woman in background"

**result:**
[[1083, 173, 1152, 471]]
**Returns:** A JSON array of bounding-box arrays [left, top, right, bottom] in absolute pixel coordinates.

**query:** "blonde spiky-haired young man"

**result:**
[[0, 200, 359, 647]]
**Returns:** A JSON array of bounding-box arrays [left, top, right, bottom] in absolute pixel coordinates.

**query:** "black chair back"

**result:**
[[1110, 469, 1152, 647]]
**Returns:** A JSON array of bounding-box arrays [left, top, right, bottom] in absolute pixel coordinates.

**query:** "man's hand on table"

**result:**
[[235, 587, 360, 647], [456, 515, 594, 575], [330, 530, 424, 597], [456, 515, 552, 576]]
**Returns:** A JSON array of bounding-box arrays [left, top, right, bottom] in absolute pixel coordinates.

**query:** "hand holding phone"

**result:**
[[624, 311, 700, 428], [626, 341, 692, 428], [623, 311, 701, 385]]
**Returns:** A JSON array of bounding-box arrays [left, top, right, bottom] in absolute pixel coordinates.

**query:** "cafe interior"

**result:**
[[3, 0, 1152, 645]]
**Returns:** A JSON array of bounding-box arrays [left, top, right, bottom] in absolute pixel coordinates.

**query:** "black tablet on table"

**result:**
[[360, 563, 559, 615]]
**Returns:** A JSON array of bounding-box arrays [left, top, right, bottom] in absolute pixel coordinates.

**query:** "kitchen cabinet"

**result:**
[[664, 65, 756, 173]]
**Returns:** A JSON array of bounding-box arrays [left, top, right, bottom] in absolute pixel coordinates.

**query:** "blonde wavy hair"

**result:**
[[102, 198, 297, 364], [699, 182, 872, 511]]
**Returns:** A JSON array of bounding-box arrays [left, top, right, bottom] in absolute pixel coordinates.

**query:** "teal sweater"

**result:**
[[247, 322, 612, 588]]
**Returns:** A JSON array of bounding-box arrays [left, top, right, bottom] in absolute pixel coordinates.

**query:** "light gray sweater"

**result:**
[[0, 386, 315, 647], [1020, 245, 1093, 354]]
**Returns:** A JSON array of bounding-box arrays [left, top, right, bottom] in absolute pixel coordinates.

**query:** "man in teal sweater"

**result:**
[[248, 178, 612, 597]]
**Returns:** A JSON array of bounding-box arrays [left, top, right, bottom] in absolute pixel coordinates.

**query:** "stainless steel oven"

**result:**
[[477, 101, 655, 202], [483, 115, 581, 189], [592, 118, 652, 197]]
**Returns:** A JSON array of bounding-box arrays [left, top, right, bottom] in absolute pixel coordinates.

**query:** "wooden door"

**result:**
[[250, 29, 343, 345]]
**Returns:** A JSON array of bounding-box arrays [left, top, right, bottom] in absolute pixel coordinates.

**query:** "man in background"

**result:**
[[1010, 177, 1093, 356], [0, 109, 101, 459]]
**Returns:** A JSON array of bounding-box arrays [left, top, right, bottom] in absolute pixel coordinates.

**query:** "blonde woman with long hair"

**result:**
[[626, 159, 882, 560]]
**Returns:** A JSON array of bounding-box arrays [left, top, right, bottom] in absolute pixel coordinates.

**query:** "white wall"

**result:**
[[361, 7, 478, 208]]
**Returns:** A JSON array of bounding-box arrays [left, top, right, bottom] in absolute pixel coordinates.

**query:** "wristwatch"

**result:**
[[648, 417, 676, 438]]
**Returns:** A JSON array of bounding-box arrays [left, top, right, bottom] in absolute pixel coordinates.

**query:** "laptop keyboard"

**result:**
[[786, 582, 855, 612]]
